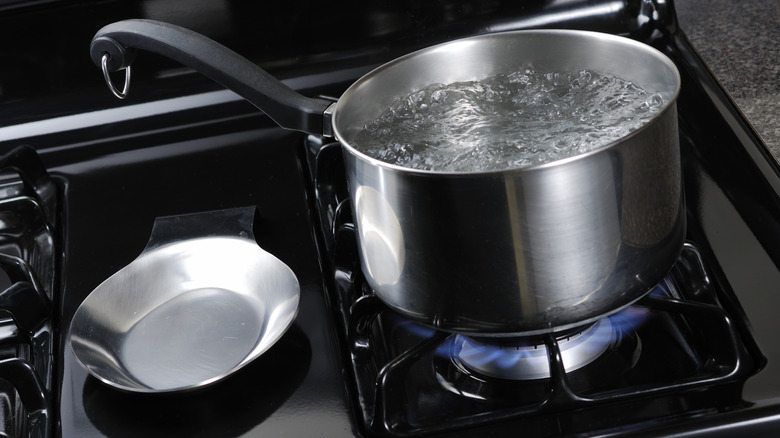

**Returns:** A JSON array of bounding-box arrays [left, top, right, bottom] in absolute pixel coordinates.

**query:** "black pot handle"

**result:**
[[90, 19, 332, 135]]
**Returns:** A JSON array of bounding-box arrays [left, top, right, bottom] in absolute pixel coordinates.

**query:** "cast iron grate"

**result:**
[[307, 137, 763, 437], [0, 146, 58, 438]]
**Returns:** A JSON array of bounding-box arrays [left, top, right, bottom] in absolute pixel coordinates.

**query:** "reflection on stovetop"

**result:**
[[305, 136, 764, 437]]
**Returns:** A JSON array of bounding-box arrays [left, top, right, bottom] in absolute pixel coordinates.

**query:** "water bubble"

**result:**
[[354, 69, 666, 172]]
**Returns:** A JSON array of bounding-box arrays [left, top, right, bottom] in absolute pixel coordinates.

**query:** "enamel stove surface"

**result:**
[[0, 0, 779, 437]]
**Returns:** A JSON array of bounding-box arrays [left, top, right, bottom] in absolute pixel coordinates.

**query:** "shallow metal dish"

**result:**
[[69, 209, 300, 393]]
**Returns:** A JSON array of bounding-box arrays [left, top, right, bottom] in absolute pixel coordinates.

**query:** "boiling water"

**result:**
[[354, 69, 666, 172]]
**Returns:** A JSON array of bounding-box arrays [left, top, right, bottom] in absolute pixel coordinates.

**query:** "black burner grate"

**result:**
[[0, 146, 58, 438], [306, 137, 764, 437]]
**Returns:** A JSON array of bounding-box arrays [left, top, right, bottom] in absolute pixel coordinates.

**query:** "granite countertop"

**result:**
[[675, 0, 779, 161]]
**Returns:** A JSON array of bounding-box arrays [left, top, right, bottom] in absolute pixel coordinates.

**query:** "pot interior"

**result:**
[[332, 29, 680, 159]]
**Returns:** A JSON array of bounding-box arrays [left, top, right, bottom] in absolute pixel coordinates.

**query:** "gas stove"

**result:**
[[0, 0, 779, 437]]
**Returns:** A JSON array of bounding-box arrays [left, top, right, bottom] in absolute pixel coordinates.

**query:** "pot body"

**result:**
[[333, 30, 684, 335]]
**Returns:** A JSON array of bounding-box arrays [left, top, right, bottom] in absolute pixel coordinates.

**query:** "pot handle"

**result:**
[[90, 19, 333, 136]]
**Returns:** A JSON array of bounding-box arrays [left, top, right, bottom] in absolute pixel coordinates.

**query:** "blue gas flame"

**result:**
[[388, 279, 665, 374]]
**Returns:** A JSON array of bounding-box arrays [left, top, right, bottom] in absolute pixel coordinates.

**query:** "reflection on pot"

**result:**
[[354, 185, 405, 286], [503, 152, 620, 309]]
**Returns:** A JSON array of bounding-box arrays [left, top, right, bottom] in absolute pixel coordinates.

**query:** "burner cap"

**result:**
[[454, 318, 617, 380]]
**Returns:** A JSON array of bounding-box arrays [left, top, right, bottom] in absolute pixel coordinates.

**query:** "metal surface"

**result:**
[[100, 53, 130, 99], [69, 230, 300, 393], [335, 30, 685, 335]]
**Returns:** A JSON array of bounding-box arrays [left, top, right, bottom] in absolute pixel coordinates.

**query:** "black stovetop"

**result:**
[[1, 0, 780, 437]]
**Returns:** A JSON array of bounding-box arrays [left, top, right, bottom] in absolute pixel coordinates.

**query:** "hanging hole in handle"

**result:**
[[101, 53, 131, 99]]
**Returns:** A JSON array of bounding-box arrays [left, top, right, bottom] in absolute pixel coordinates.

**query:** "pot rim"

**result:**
[[332, 28, 682, 177]]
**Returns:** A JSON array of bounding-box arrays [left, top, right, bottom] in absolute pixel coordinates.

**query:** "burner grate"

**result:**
[[0, 146, 58, 438], [306, 129, 763, 436], [335, 239, 758, 436], [304, 125, 767, 435]]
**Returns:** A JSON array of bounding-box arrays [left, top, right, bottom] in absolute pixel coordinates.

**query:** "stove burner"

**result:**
[[454, 319, 617, 381], [434, 311, 644, 402]]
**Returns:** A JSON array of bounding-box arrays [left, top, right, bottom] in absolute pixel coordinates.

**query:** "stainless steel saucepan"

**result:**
[[90, 20, 684, 335]]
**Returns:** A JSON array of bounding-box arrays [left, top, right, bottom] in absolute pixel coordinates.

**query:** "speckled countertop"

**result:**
[[675, 0, 779, 160]]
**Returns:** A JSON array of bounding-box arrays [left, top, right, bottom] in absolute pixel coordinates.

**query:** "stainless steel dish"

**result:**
[[90, 21, 683, 335], [69, 207, 300, 393]]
